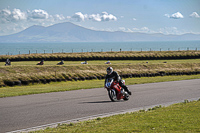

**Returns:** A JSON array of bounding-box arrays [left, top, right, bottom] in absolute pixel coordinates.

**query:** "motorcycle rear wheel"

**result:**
[[108, 90, 118, 102]]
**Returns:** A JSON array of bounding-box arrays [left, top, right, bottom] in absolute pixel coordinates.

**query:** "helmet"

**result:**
[[106, 67, 113, 75]]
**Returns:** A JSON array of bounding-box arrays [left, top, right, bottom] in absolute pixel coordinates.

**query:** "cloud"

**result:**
[[165, 12, 184, 19], [71, 12, 117, 22], [118, 27, 153, 33], [99, 12, 117, 21], [12, 8, 27, 21], [53, 14, 65, 21], [71, 12, 86, 21], [0, 8, 66, 35], [190, 12, 200, 18], [0, 8, 65, 23], [118, 27, 126, 31], [132, 18, 137, 21], [29, 9, 49, 19], [164, 14, 170, 18], [118, 26, 188, 35], [159, 27, 179, 34], [0, 8, 27, 23]]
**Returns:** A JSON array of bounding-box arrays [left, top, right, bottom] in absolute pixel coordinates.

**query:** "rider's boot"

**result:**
[[123, 86, 132, 95]]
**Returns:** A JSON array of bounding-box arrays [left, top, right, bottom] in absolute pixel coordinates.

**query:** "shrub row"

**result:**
[[1, 51, 200, 62], [1, 71, 200, 87], [1, 55, 200, 62]]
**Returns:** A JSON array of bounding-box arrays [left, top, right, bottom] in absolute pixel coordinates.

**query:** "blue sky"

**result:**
[[0, 0, 200, 36]]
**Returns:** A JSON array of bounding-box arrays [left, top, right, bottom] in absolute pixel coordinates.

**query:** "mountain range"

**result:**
[[0, 22, 200, 42]]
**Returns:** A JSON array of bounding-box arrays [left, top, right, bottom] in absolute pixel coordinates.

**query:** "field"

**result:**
[[1, 74, 200, 98], [1, 51, 200, 132], [32, 100, 200, 133], [0, 59, 200, 87], [0, 51, 200, 96]]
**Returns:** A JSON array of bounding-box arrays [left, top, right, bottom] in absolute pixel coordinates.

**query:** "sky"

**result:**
[[0, 0, 200, 36]]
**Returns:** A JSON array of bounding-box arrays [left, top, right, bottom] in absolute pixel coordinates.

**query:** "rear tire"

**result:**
[[108, 90, 118, 102]]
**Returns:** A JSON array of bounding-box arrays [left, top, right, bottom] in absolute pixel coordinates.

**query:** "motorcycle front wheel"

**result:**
[[108, 89, 117, 102], [123, 92, 129, 101]]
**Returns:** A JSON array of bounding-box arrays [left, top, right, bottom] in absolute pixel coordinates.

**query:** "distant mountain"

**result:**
[[0, 22, 200, 42]]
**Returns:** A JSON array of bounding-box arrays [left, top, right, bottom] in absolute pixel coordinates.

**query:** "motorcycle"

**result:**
[[105, 78, 129, 102]]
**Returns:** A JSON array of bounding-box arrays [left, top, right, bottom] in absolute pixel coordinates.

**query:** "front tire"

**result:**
[[108, 90, 117, 102], [123, 92, 129, 101]]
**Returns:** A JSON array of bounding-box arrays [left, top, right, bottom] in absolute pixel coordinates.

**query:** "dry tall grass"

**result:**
[[0, 50, 200, 61], [1, 61, 200, 87]]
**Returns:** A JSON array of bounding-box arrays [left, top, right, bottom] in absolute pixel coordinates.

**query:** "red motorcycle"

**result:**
[[105, 78, 130, 102]]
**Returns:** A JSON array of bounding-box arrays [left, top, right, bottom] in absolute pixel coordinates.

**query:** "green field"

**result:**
[[32, 100, 200, 133], [1, 74, 200, 98]]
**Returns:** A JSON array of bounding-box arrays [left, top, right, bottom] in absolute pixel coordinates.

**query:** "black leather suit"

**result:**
[[105, 71, 129, 92]]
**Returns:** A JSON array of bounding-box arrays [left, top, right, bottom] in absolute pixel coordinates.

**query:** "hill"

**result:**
[[0, 22, 200, 42]]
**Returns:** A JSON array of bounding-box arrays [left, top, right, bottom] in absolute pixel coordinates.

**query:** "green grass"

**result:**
[[0, 74, 200, 98], [1, 59, 200, 66], [32, 100, 200, 133]]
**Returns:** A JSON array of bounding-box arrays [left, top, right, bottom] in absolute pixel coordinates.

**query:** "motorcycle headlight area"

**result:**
[[106, 82, 111, 88]]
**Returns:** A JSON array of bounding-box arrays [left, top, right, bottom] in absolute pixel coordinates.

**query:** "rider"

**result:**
[[105, 67, 132, 95]]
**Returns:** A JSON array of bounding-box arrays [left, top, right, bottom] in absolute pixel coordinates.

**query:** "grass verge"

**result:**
[[32, 100, 200, 133], [0, 74, 200, 98]]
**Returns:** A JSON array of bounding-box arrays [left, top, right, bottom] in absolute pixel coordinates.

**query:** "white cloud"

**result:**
[[131, 27, 153, 33], [141, 27, 149, 31], [0, 8, 67, 35], [88, 14, 102, 22], [118, 27, 153, 33], [71, 11, 117, 22], [12, 8, 27, 21], [159, 27, 179, 34], [0, 8, 27, 23], [190, 12, 200, 18], [119, 26, 188, 35], [0, 8, 64, 23], [0, 8, 12, 23], [53, 14, 65, 21], [164, 14, 170, 18], [29, 9, 49, 19], [72, 12, 86, 22], [119, 27, 126, 31], [100, 12, 117, 21], [165, 12, 184, 19], [132, 18, 137, 21]]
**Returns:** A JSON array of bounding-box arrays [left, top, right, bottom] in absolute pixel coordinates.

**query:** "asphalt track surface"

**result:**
[[0, 79, 200, 133]]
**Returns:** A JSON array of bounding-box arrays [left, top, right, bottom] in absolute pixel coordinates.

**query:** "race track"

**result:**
[[0, 79, 200, 133]]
